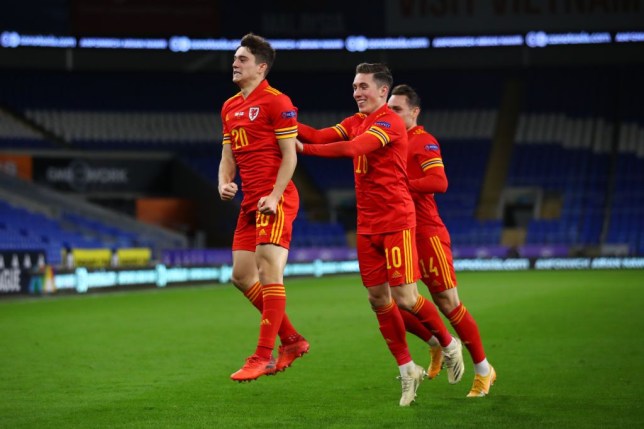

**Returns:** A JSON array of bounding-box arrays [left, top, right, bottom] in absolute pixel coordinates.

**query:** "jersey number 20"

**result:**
[[232, 127, 249, 149]]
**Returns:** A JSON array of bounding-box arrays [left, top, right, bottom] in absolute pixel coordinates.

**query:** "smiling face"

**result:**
[[353, 73, 388, 115], [232, 46, 266, 88], [388, 94, 419, 130]]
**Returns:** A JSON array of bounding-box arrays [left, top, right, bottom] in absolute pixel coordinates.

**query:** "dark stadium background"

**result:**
[[1, 0, 643, 294]]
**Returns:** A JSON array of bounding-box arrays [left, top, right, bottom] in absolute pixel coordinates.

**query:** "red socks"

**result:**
[[373, 301, 412, 365], [243, 281, 263, 309], [244, 281, 299, 345], [400, 309, 433, 342], [410, 295, 452, 347], [254, 283, 286, 359], [448, 303, 486, 363]]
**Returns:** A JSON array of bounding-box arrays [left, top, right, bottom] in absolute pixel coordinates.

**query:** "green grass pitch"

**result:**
[[1, 270, 643, 428]]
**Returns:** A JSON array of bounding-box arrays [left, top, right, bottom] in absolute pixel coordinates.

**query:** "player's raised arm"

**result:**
[[297, 114, 358, 144], [297, 122, 338, 143], [298, 131, 384, 158]]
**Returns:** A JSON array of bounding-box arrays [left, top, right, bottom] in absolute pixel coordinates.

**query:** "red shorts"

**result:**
[[416, 225, 457, 293], [232, 189, 299, 252], [356, 228, 420, 287]]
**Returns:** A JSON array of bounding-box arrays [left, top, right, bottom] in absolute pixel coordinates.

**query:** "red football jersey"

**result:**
[[221, 79, 298, 211], [302, 104, 416, 234], [407, 125, 447, 229]]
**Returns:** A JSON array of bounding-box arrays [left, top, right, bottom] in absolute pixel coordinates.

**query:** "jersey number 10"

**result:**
[[385, 246, 402, 269], [355, 155, 368, 174]]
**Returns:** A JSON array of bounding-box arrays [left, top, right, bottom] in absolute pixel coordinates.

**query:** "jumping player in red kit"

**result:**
[[219, 33, 309, 383]]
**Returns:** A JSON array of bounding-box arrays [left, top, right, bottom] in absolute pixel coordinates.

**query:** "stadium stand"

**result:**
[[23, 110, 219, 150], [0, 108, 53, 149], [2, 68, 642, 256], [429, 110, 501, 246], [414, 72, 504, 247], [0, 71, 355, 250], [507, 69, 615, 249], [605, 68, 644, 255], [0, 69, 507, 250], [0, 171, 187, 266], [605, 125, 644, 253]]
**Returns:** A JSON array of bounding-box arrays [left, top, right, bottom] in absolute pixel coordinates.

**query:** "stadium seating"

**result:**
[[0, 200, 98, 265], [437, 137, 501, 246], [508, 69, 616, 248], [0, 171, 188, 266], [0, 197, 186, 266], [0, 109, 53, 149], [409, 72, 503, 247], [23, 109, 219, 151], [605, 127, 644, 253], [2, 68, 642, 256], [292, 217, 347, 248]]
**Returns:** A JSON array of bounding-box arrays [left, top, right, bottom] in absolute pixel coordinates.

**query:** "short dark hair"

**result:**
[[355, 63, 393, 92], [239, 33, 276, 76], [391, 84, 422, 109]]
